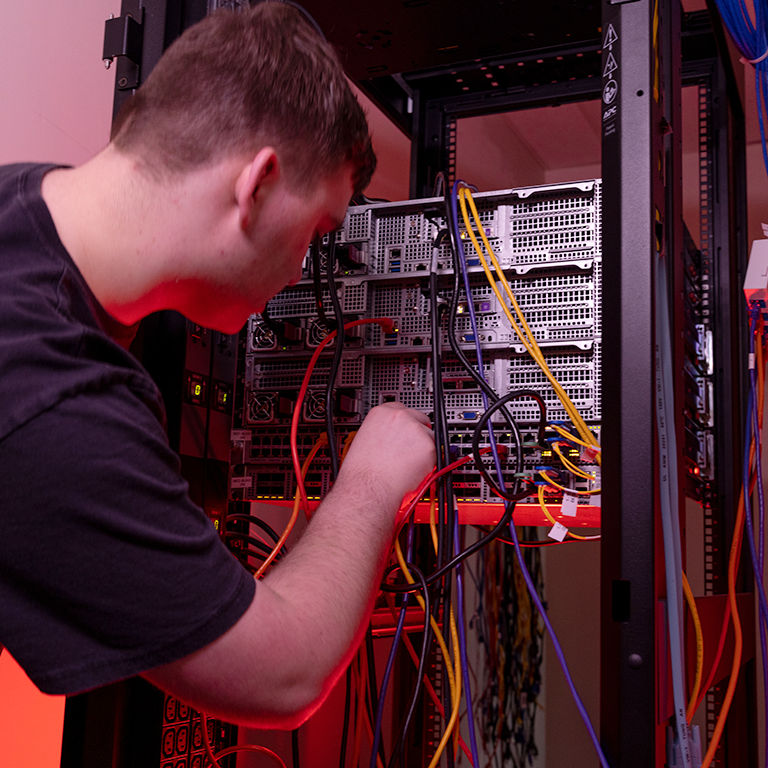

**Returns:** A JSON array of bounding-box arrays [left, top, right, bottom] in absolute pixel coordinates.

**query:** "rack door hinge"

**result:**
[[102, 10, 144, 89]]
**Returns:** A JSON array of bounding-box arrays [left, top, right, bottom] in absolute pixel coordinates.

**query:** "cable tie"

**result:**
[[743, 49, 768, 65]]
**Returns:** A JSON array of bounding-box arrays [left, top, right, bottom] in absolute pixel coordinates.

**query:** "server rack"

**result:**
[[69, 1, 757, 765], [300, 2, 754, 764]]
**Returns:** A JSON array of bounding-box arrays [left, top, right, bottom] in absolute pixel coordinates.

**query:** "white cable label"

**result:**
[[230, 476, 253, 489], [548, 522, 568, 542], [231, 429, 252, 442], [749, 353, 756, 370], [561, 492, 578, 517]]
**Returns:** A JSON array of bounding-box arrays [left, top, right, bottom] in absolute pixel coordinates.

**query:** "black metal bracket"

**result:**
[[103, 9, 144, 90]]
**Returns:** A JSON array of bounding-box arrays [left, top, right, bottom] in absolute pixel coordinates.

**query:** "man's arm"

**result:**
[[142, 402, 435, 728]]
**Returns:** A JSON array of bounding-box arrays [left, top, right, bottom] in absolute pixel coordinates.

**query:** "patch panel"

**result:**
[[233, 416, 600, 507]]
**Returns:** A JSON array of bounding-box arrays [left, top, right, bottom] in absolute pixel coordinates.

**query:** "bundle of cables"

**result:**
[[205, 178, 609, 767], [443, 178, 610, 768], [713, 0, 768, 176], [690, 305, 768, 768]]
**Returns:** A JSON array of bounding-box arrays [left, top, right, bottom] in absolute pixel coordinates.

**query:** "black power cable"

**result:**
[[339, 666, 352, 768], [380, 171, 546, 596], [310, 238, 333, 331], [320, 231, 357, 768], [224, 514, 286, 549], [222, 532, 279, 559], [471, 390, 546, 501], [384, 563, 432, 768], [292, 728, 300, 768], [325, 234, 345, 481], [427, 210, 457, 766]]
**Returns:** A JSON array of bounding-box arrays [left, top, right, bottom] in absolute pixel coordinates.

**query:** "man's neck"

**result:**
[[40, 147, 236, 328]]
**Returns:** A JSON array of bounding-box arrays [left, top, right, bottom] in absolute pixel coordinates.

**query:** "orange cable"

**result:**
[[254, 433, 327, 579], [700, 317, 764, 763]]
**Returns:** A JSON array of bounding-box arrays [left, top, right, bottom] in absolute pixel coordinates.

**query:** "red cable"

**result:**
[[290, 317, 395, 519], [395, 447, 499, 533], [692, 321, 765, 717]]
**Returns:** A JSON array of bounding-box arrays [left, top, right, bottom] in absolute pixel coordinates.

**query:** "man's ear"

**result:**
[[234, 148, 280, 230]]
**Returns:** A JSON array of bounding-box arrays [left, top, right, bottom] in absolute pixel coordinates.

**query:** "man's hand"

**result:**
[[336, 402, 435, 518]]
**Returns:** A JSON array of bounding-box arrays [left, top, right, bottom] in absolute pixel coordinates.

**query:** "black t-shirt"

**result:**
[[0, 163, 255, 695]]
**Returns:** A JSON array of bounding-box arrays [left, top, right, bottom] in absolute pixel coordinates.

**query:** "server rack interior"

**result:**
[[232, 182, 602, 512], [78, 0, 756, 766], [224, 180, 602, 765]]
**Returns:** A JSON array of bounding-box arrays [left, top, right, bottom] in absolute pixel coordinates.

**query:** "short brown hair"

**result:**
[[112, 2, 376, 194]]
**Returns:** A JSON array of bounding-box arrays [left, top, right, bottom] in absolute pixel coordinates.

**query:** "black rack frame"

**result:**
[[74, 1, 757, 765]]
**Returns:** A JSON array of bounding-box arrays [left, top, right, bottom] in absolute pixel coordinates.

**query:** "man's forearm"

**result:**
[[142, 403, 435, 727]]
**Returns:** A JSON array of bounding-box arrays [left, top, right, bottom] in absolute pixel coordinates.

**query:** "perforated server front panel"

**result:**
[[231, 180, 602, 505]]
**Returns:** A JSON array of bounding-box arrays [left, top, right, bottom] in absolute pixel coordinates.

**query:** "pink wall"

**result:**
[[0, 4, 120, 764], [0, 1, 122, 166]]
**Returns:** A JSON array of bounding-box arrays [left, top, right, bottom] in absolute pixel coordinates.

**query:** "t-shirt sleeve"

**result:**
[[0, 384, 255, 695]]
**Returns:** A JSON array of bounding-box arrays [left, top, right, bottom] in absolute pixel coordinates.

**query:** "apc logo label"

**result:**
[[603, 79, 618, 105]]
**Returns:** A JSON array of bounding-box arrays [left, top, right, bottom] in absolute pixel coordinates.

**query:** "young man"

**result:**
[[0, 3, 435, 728]]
